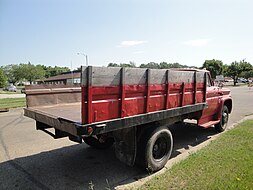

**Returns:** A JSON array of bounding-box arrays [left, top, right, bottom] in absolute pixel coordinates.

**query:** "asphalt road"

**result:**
[[0, 86, 252, 190]]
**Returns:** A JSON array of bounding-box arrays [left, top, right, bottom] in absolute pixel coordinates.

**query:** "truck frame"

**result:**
[[24, 66, 232, 172]]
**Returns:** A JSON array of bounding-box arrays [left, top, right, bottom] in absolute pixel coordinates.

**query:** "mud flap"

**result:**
[[113, 126, 136, 166]]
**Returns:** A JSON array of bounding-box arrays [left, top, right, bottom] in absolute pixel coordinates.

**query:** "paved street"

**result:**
[[0, 86, 252, 190]]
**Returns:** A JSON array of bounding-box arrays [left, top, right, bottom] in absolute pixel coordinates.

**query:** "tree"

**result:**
[[107, 62, 136, 68], [226, 60, 252, 86], [107, 63, 120, 67], [1, 64, 21, 84], [0, 68, 7, 88], [19, 62, 45, 84], [42, 66, 71, 78], [241, 70, 253, 79], [140, 62, 160, 69], [222, 64, 229, 76], [202, 59, 223, 79]]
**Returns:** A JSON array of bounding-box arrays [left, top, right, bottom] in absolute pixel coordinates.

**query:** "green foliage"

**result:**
[[241, 70, 253, 79], [107, 62, 136, 68], [140, 62, 160, 69], [18, 62, 46, 83], [1, 64, 20, 84], [42, 65, 71, 78], [109, 62, 191, 69], [222, 64, 229, 76], [1, 63, 71, 84], [226, 60, 252, 85], [202, 59, 223, 79], [107, 63, 120, 67], [0, 68, 8, 88]]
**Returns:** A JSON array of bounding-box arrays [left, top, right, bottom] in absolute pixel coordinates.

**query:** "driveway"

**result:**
[[0, 86, 252, 189]]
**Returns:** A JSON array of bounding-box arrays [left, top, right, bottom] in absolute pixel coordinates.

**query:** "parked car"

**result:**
[[7, 84, 17, 92], [21, 88, 26, 93]]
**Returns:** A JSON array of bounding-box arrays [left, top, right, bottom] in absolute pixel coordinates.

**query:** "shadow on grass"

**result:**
[[0, 123, 216, 190]]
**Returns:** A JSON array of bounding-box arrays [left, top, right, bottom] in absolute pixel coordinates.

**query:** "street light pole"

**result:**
[[77, 53, 88, 66]]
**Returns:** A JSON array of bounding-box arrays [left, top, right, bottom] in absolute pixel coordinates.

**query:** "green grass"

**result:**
[[139, 120, 253, 190], [0, 91, 19, 94], [0, 98, 26, 108]]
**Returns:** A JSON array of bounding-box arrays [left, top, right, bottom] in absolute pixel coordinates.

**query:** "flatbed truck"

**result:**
[[24, 66, 232, 172]]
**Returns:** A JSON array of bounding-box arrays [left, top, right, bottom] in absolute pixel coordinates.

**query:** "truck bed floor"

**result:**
[[26, 102, 81, 123]]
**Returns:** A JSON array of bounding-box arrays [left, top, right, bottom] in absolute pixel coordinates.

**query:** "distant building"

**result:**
[[37, 71, 81, 85]]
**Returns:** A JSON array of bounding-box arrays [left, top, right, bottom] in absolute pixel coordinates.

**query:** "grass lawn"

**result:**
[[0, 91, 19, 94], [139, 120, 253, 190], [0, 98, 26, 108]]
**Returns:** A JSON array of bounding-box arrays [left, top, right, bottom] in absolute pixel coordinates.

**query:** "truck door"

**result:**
[[198, 74, 219, 125]]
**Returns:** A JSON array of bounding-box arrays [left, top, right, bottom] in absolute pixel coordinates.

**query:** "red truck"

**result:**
[[24, 66, 232, 172]]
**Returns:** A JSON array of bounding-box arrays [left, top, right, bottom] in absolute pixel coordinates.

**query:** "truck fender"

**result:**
[[216, 98, 232, 120]]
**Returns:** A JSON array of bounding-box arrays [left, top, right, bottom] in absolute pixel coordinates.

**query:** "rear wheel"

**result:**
[[215, 105, 229, 132], [83, 135, 114, 149], [137, 125, 173, 173]]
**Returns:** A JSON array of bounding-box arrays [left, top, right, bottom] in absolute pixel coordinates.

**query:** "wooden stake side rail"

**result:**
[[81, 66, 207, 125]]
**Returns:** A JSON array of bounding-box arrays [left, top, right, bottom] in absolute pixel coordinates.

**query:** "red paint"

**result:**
[[146, 83, 151, 113], [120, 85, 125, 118], [87, 86, 93, 124], [81, 82, 206, 124], [165, 82, 170, 109], [81, 87, 86, 124]]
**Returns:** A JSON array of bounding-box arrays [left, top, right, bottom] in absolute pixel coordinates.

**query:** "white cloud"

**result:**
[[133, 51, 145, 54], [118, 40, 147, 47], [183, 39, 212, 47]]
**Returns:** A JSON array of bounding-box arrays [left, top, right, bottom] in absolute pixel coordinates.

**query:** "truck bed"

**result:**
[[24, 67, 208, 136], [26, 102, 81, 123]]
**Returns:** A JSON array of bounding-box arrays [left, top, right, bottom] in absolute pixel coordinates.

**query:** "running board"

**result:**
[[199, 120, 220, 128]]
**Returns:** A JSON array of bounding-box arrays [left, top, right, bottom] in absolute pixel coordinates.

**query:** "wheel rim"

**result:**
[[152, 135, 168, 161], [221, 111, 228, 128]]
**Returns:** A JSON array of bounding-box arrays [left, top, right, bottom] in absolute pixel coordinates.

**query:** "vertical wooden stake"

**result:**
[[146, 69, 151, 113], [87, 66, 93, 124], [181, 82, 185, 106], [194, 71, 197, 104], [120, 68, 125, 118], [165, 70, 170, 109]]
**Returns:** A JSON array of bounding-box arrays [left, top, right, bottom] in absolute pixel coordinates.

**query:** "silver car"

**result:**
[[7, 85, 17, 92]]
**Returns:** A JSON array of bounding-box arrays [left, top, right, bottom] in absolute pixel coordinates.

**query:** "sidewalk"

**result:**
[[0, 94, 25, 99]]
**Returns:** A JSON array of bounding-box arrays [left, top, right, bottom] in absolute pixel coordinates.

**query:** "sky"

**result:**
[[0, 0, 253, 69]]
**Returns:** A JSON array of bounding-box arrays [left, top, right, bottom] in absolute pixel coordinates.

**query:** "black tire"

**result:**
[[138, 125, 173, 173], [83, 135, 114, 149], [215, 105, 229, 132]]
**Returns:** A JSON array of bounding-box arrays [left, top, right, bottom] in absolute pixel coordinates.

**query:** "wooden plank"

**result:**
[[120, 67, 126, 117], [203, 72, 207, 102], [146, 69, 151, 113], [87, 66, 93, 124], [81, 66, 206, 87], [150, 69, 167, 84], [165, 70, 170, 109], [194, 71, 197, 104], [181, 82, 185, 106]]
